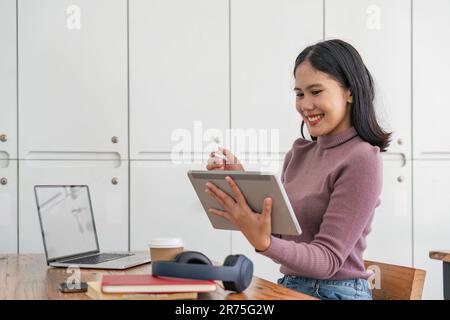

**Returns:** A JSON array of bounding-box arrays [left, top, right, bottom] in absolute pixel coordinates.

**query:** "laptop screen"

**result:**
[[34, 186, 99, 262]]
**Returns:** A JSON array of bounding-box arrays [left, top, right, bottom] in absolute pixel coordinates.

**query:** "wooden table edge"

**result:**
[[0, 254, 317, 300]]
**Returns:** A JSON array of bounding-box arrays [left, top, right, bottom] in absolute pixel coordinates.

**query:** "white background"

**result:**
[[0, 0, 449, 299]]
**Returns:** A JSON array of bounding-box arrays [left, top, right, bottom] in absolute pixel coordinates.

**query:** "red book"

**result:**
[[101, 274, 217, 293]]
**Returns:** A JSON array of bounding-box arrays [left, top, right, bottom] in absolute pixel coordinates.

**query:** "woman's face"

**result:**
[[294, 61, 353, 137]]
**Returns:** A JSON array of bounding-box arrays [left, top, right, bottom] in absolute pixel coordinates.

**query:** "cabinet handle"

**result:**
[[111, 136, 119, 144], [0, 177, 8, 185], [385, 152, 407, 167], [111, 177, 119, 185], [397, 176, 404, 183], [0, 134, 7, 142], [399, 153, 406, 167]]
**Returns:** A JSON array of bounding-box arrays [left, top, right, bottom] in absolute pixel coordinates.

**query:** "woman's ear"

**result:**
[[347, 90, 353, 104]]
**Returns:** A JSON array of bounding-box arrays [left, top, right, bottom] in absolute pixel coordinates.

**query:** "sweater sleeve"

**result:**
[[258, 147, 382, 279]]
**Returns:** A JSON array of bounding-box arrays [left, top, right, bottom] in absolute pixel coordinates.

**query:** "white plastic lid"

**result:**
[[148, 237, 184, 248]]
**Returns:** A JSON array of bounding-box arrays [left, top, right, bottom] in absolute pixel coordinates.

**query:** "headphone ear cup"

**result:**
[[223, 254, 239, 267], [173, 251, 213, 265], [222, 255, 253, 293], [222, 255, 239, 291]]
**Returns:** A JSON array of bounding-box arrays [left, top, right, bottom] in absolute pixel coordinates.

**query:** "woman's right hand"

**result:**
[[206, 147, 245, 171]]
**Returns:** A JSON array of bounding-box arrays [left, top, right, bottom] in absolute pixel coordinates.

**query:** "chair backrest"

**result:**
[[364, 260, 426, 300]]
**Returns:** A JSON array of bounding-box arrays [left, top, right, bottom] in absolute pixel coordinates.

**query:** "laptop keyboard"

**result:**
[[62, 253, 134, 265]]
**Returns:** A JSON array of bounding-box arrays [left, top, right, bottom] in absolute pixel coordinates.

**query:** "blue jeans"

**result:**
[[277, 275, 372, 300]]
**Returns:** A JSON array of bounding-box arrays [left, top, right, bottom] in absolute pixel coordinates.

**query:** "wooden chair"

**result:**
[[364, 260, 426, 300]]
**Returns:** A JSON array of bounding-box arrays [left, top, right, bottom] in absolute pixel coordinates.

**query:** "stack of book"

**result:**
[[87, 274, 217, 300]]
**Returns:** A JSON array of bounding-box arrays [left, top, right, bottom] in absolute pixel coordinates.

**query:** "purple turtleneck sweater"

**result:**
[[258, 126, 382, 280]]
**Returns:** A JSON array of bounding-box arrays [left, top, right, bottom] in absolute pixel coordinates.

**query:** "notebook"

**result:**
[[101, 274, 217, 293], [87, 282, 198, 300]]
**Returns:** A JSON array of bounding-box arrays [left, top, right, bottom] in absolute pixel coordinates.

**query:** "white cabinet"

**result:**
[[231, 0, 323, 155], [19, 160, 128, 253], [413, 0, 450, 159], [18, 0, 127, 160], [130, 161, 231, 262], [0, 160, 17, 254], [0, 0, 17, 254], [413, 161, 450, 300], [325, 0, 411, 157], [129, 0, 229, 159], [364, 159, 412, 266], [0, 0, 16, 160]]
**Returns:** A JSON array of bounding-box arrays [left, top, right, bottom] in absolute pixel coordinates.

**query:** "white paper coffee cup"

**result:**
[[148, 238, 184, 262]]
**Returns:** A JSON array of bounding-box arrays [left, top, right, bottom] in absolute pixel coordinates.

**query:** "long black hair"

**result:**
[[295, 39, 391, 152]]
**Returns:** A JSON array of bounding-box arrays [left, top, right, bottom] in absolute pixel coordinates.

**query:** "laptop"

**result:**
[[34, 185, 150, 269]]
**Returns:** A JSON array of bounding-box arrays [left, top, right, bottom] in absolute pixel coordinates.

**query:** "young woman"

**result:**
[[204, 39, 391, 300]]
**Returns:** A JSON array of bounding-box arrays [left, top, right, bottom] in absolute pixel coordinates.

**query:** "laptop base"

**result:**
[[49, 251, 151, 270]]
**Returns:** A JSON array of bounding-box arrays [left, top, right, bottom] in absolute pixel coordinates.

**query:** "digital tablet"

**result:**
[[187, 170, 301, 236]]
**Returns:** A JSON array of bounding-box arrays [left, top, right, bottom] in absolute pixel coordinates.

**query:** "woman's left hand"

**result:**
[[205, 176, 272, 252]]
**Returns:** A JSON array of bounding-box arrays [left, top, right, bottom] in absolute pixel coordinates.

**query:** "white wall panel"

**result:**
[[413, 0, 450, 159], [18, 0, 127, 160], [0, 0, 17, 160], [231, 0, 323, 155], [130, 0, 229, 159], [413, 160, 450, 300]]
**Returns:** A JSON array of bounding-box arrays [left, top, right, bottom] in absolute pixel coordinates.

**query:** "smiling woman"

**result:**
[[295, 40, 391, 150], [205, 39, 391, 300], [294, 61, 353, 137]]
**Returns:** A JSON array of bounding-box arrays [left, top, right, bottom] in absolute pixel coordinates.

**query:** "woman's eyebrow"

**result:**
[[294, 83, 323, 91]]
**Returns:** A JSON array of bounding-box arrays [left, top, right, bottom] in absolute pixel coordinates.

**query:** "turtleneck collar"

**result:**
[[316, 126, 358, 149]]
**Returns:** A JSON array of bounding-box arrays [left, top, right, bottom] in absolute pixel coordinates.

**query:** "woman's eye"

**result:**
[[312, 90, 322, 95], [296, 93, 304, 98]]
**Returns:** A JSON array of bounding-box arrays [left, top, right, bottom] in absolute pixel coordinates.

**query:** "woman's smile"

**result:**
[[305, 113, 325, 126]]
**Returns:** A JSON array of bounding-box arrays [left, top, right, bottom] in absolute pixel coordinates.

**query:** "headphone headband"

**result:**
[[151, 261, 237, 281], [151, 251, 253, 293]]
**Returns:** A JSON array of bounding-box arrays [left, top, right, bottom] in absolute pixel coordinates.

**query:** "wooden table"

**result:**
[[0, 254, 317, 300], [429, 250, 450, 300]]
